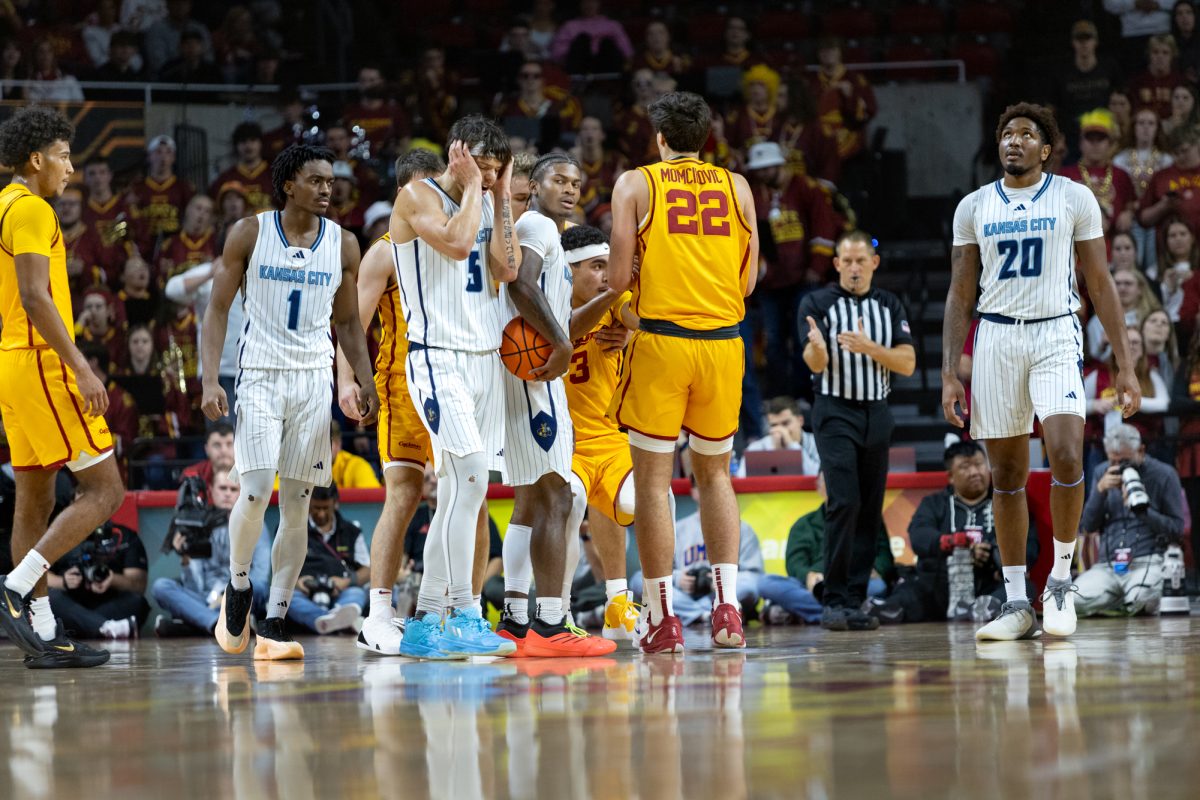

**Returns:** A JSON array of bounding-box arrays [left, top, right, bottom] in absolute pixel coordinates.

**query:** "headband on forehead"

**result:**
[[565, 243, 610, 263]]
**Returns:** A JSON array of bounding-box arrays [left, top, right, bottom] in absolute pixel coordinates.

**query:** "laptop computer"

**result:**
[[743, 449, 806, 477]]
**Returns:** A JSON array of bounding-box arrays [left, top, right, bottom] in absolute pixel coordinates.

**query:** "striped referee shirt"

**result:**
[[799, 285, 913, 401]]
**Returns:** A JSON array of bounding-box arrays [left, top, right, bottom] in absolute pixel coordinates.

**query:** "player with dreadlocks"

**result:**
[[495, 152, 616, 657], [200, 142, 379, 661]]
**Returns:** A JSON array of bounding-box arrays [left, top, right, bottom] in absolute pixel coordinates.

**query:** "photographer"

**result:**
[[630, 476, 764, 626], [288, 483, 369, 635], [1076, 424, 1186, 616], [152, 469, 271, 636], [47, 519, 150, 640], [875, 442, 1038, 624]]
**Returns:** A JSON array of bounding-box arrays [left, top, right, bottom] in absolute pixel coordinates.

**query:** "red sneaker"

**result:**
[[711, 603, 746, 649], [639, 614, 685, 654], [496, 614, 528, 658], [524, 620, 618, 657]]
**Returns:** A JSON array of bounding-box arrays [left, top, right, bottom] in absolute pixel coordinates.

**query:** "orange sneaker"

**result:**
[[252, 618, 304, 661], [523, 619, 618, 658], [711, 603, 746, 649], [497, 614, 528, 658]]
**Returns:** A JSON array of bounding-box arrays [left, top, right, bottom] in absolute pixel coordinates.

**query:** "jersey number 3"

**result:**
[[666, 189, 731, 236], [996, 237, 1043, 279], [569, 350, 589, 383]]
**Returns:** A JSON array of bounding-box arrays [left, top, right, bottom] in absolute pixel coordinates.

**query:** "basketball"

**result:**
[[499, 316, 554, 380]]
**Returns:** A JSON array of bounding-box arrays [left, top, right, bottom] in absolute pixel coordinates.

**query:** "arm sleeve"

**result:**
[[908, 494, 947, 559], [8, 198, 56, 257], [951, 193, 978, 247], [1072, 184, 1105, 241]]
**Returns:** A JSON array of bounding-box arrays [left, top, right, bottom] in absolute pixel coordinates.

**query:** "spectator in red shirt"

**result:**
[[81, 344, 139, 484], [157, 194, 217, 288], [632, 21, 690, 79], [262, 91, 308, 160], [726, 64, 786, 169], [80, 156, 136, 275], [571, 116, 625, 215], [209, 122, 273, 213], [614, 68, 662, 166], [322, 124, 380, 204], [181, 423, 235, 491], [1062, 108, 1137, 238], [76, 287, 127, 374], [130, 134, 196, 258], [776, 78, 841, 186], [1129, 34, 1183, 121], [57, 186, 117, 306], [116, 254, 157, 329], [215, 180, 250, 244], [415, 46, 460, 146], [493, 59, 583, 151], [341, 65, 410, 158], [1140, 124, 1200, 249], [811, 37, 878, 163], [326, 161, 367, 235]]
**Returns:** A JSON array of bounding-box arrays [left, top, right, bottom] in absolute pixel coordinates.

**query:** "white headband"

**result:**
[[565, 243, 610, 263]]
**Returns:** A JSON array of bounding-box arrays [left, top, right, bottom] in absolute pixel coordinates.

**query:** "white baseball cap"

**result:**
[[363, 201, 391, 231], [147, 134, 176, 153], [745, 141, 786, 171]]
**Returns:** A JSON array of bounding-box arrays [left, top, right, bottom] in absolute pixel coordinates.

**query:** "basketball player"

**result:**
[[943, 103, 1142, 641], [494, 153, 615, 658], [0, 106, 124, 669], [510, 152, 536, 220], [200, 144, 379, 661], [388, 115, 519, 659], [562, 224, 663, 641], [608, 91, 759, 653], [337, 149, 443, 655]]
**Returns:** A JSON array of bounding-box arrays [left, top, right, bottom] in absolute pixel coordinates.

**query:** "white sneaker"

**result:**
[[357, 613, 404, 655], [314, 604, 361, 635], [975, 599, 1041, 641], [1040, 577, 1079, 637]]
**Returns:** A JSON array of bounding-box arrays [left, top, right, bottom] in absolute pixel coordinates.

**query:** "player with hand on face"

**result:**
[[201, 143, 378, 662]]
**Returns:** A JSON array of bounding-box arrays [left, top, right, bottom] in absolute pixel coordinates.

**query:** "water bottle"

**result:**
[[945, 532, 977, 621], [1160, 544, 1190, 615]]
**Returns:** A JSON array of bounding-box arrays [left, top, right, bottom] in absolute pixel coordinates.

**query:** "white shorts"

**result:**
[[234, 368, 333, 485], [502, 370, 573, 486], [970, 314, 1086, 440], [405, 346, 505, 474]]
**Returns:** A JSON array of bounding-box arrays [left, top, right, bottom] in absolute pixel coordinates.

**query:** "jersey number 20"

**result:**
[[996, 237, 1043, 279], [665, 189, 731, 236]]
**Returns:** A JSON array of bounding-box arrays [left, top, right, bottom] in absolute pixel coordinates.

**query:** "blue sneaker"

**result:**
[[398, 614, 466, 661], [440, 608, 518, 657]]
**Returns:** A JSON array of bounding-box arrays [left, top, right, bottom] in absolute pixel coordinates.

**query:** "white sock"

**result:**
[[712, 563, 738, 607], [6, 549, 49, 598], [605, 578, 628, 603], [1002, 566, 1027, 603], [229, 559, 252, 591], [267, 585, 294, 619], [1050, 539, 1076, 581], [29, 595, 56, 641], [99, 617, 131, 639], [472, 594, 482, 610], [368, 587, 394, 621], [645, 576, 674, 624], [504, 597, 529, 624], [535, 596, 563, 626]]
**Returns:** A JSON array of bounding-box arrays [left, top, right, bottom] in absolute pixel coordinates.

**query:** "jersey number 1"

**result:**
[[996, 237, 1043, 279], [286, 289, 301, 330]]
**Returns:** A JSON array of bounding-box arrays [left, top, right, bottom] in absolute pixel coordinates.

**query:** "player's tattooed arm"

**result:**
[[488, 194, 521, 283], [940, 243, 980, 428]]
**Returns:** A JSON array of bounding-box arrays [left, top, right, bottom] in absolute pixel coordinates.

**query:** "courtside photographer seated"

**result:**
[[1075, 424, 1186, 617], [152, 469, 270, 636], [47, 515, 150, 640], [288, 483, 369, 635]]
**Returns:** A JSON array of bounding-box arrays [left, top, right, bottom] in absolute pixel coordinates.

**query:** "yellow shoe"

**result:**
[[602, 593, 641, 642], [252, 617, 305, 661]]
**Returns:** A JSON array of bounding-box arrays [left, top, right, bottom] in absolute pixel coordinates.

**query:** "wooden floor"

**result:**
[[1, 618, 1198, 799]]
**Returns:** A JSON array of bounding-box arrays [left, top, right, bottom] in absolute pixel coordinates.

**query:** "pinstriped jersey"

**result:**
[[952, 173, 1103, 320], [394, 178, 500, 352], [373, 232, 408, 376], [505, 209, 572, 333], [239, 211, 343, 370]]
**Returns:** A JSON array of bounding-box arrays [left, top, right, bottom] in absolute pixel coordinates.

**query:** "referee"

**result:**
[[799, 230, 915, 631]]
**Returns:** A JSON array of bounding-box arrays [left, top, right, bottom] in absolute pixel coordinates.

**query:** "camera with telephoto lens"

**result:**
[[305, 575, 338, 609], [165, 476, 215, 559], [1117, 460, 1150, 515], [686, 566, 713, 599], [76, 525, 118, 587]]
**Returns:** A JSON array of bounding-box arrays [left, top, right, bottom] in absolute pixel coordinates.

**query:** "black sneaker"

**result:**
[[497, 613, 529, 657], [216, 583, 254, 654], [253, 616, 304, 660], [0, 577, 45, 657], [820, 606, 850, 631], [155, 616, 200, 638], [847, 608, 881, 631], [23, 623, 110, 669]]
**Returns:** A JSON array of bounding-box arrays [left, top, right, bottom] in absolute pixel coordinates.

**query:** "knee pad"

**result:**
[[235, 469, 275, 512], [276, 478, 314, 529], [444, 451, 489, 503], [688, 433, 733, 456], [616, 473, 636, 517]]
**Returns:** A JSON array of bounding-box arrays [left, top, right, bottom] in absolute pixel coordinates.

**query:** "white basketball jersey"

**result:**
[[239, 211, 343, 370], [952, 173, 1103, 320], [504, 209, 572, 333], [394, 179, 502, 351]]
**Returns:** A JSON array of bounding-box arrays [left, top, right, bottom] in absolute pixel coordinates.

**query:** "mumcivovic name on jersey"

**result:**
[[257, 263, 335, 285], [982, 217, 1057, 238]]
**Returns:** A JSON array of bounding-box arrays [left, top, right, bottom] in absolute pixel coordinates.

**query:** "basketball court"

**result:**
[[1, 617, 1195, 799]]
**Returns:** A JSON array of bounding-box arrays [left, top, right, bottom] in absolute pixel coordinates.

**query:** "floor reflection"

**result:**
[[0, 618, 1198, 799]]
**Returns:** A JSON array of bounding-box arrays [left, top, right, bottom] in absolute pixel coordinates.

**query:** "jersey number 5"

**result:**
[[665, 189, 731, 236], [996, 237, 1043, 279], [569, 350, 589, 383], [466, 251, 483, 292]]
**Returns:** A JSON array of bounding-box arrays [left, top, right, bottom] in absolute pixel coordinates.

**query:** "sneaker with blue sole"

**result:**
[[440, 608, 517, 657], [398, 614, 467, 661]]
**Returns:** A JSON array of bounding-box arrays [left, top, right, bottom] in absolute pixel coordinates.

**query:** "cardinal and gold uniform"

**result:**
[[373, 232, 432, 471], [567, 291, 635, 526], [608, 157, 752, 441], [0, 183, 113, 471]]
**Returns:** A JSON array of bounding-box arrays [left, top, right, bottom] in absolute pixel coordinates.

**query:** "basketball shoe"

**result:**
[[524, 618, 618, 657], [711, 603, 746, 649], [398, 614, 466, 660], [253, 617, 304, 660], [215, 582, 254, 655], [975, 599, 1042, 641], [602, 592, 640, 641], [23, 622, 110, 669], [0, 577, 44, 657], [440, 608, 517, 657], [638, 613, 685, 654], [1041, 576, 1079, 637], [496, 613, 529, 657], [358, 613, 404, 656]]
